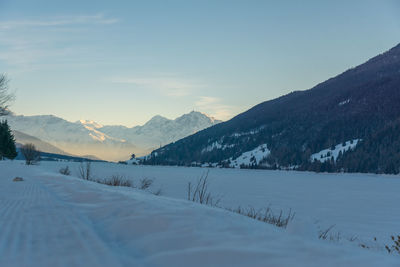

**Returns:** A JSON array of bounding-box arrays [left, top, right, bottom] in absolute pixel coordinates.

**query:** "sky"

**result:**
[[0, 0, 399, 127]]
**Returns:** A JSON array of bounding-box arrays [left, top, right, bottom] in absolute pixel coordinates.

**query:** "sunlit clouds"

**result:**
[[195, 96, 234, 121]]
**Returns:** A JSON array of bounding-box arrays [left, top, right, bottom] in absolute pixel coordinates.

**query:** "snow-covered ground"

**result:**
[[0, 161, 399, 266]]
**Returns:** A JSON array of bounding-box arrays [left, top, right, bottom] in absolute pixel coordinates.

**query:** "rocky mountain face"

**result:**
[[6, 111, 220, 162], [144, 43, 400, 174]]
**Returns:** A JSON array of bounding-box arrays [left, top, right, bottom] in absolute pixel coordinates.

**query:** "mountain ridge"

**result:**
[[144, 43, 400, 174], [6, 111, 221, 161]]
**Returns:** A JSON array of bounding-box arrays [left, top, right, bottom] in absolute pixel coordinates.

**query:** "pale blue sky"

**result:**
[[1, 0, 399, 126]]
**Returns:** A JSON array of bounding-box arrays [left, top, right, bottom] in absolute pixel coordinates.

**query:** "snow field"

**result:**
[[0, 161, 399, 266], [27, 161, 400, 245]]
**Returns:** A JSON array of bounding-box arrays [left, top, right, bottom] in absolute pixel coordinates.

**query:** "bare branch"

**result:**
[[0, 74, 15, 116], [21, 143, 40, 165]]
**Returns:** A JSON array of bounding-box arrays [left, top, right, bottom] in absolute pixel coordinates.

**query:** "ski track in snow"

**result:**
[[0, 172, 126, 266]]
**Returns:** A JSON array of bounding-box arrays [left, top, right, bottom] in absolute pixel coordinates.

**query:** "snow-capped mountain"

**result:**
[[5, 111, 220, 161], [99, 111, 221, 149]]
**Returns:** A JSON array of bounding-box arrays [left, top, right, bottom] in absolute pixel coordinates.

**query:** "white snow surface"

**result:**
[[311, 139, 360, 163], [0, 161, 399, 266], [229, 144, 270, 167]]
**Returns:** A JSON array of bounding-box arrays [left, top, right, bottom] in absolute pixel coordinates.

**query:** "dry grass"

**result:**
[[75, 163, 157, 192], [99, 175, 133, 187], [230, 206, 295, 228], [187, 170, 220, 206], [385, 235, 400, 254], [186, 171, 293, 228]]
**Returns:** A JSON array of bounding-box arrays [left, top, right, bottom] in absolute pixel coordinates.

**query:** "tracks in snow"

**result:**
[[0, 175, 126, 267]]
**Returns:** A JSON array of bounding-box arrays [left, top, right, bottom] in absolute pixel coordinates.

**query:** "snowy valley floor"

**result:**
[[0, 161, 399, 266]]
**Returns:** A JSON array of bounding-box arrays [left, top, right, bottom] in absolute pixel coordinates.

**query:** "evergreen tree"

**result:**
[[0, 120, 17, 160]]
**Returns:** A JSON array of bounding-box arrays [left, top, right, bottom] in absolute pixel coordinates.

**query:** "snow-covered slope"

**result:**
[[0, 161, 397, 266], [311, 139, 360, 163], [5, 111, 220, 161], [229, 144, 270, 168]]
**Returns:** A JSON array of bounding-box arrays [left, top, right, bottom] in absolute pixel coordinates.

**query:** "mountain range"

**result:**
[[144, 43, 400, 174], [6, 111, 220, 161]]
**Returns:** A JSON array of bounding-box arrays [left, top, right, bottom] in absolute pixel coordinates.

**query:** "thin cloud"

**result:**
[[0, 14, 118, 30], [110, 76, 202, 97], [195, 96, 234, 120], [0, 14, 118, 70]]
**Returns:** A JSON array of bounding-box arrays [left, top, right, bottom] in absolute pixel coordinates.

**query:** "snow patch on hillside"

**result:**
[[338, 99, 350, 106], [231, 126, 265, 138], [311, 139, 360, 163], [202, 141, 235, 153], [229, 144, 270, 168]]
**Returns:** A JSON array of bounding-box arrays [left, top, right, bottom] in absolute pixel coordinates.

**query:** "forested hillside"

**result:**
[[144, 43, 400, 174]]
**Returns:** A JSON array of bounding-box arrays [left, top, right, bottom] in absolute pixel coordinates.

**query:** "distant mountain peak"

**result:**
[[6, 110, 220, 162], [175, 111, 221, 124], [144, 115, 170, 126]]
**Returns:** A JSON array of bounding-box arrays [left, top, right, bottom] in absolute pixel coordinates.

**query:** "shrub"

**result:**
[[101, 175, 132, 187], [59, 166, 71, 175], [13, 177, 23, 182], [139, 177, 153, 190], [78, 162, 92, 180], [21, 143, 40, 165]]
